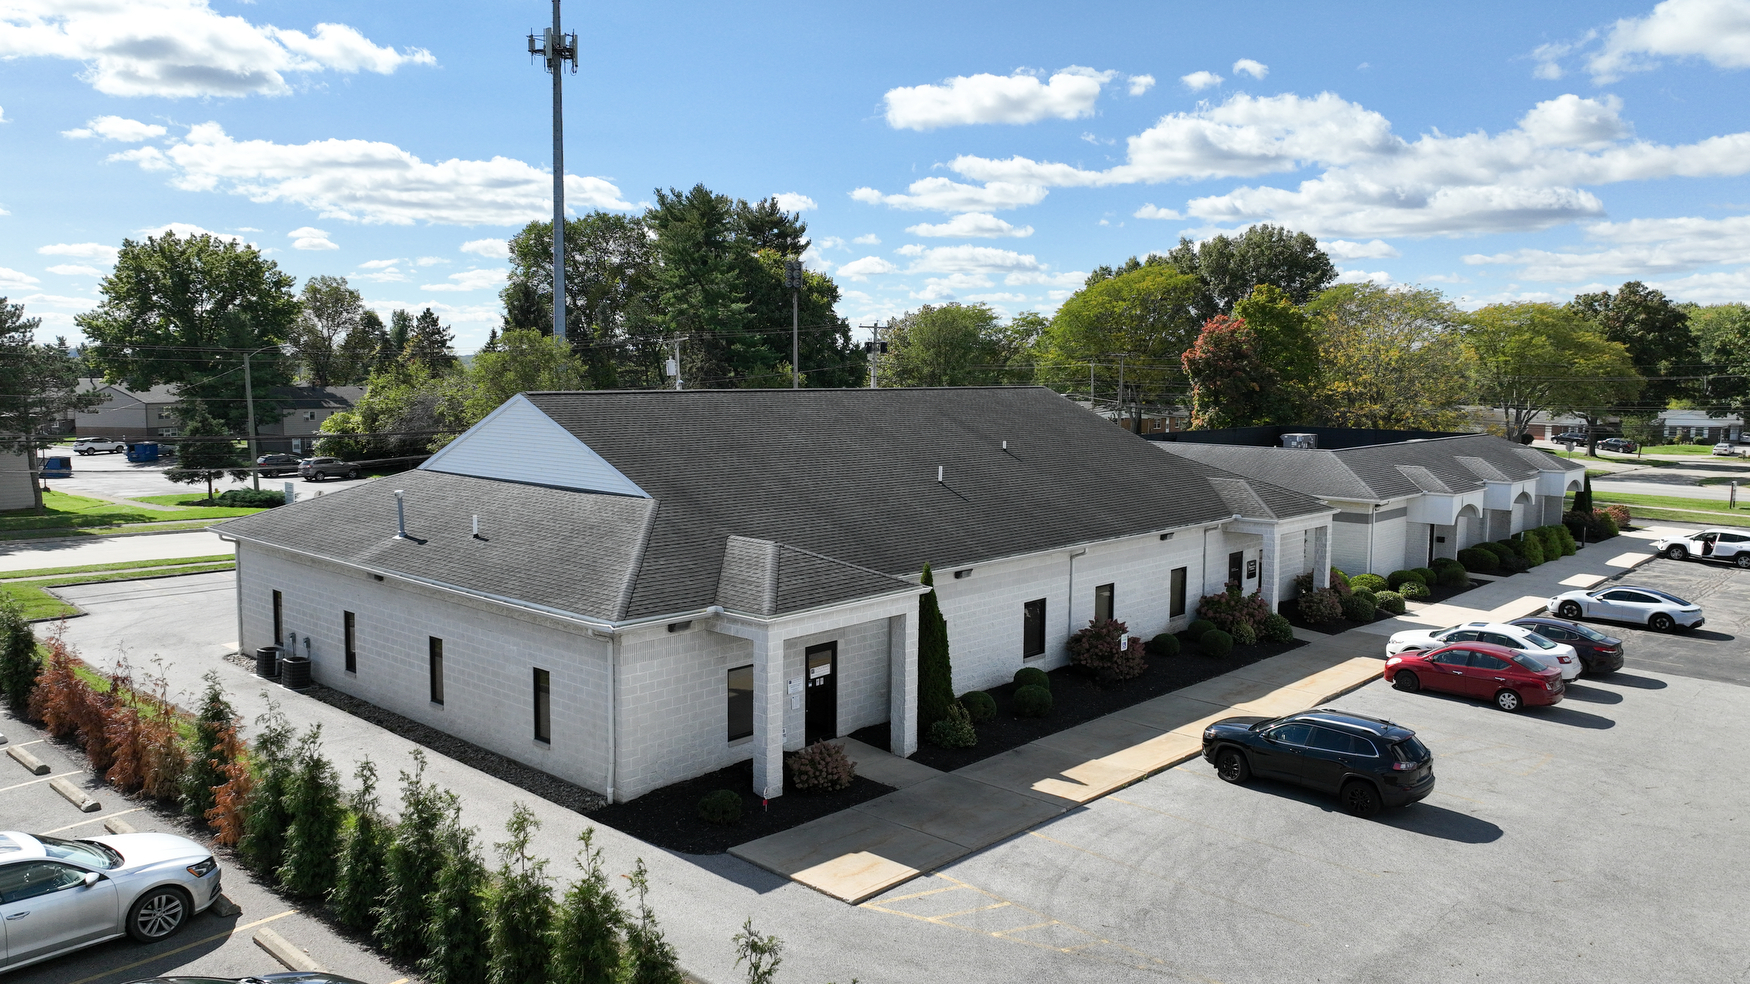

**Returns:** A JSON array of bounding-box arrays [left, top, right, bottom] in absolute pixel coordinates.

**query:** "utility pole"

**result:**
[[861, 323, 887, 388], [243, 352, 259, 490], [784, 259, 803, 388], [666, 338, 684, 391], [528, 1, 578, 341]]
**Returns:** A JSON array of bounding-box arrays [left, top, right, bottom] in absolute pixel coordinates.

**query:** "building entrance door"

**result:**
[[804, 642, 837, 745], [1228, 551, 1244, 587]]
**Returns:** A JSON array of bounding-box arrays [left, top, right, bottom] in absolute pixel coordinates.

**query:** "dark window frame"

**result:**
[[1094, 583, 1115, 624], [343, 611, 356, 673], [1022, 599, 1046, 658], [726, 665, 754, 742], [272, 590, 283, 643], [429, 637, 445, 705], [533, 668, 551, 744], [1170, 567, 1187, 618]]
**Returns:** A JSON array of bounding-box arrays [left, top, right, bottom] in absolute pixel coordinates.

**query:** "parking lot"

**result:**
[[1596, 555, 1750, 688], [41, 442, 372, 503]]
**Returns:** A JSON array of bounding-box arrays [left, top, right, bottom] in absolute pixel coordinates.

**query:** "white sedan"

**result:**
[[1384, 620, 1583, 680], [0, 830, 221, 974], [1547, 585, 1706, 632]]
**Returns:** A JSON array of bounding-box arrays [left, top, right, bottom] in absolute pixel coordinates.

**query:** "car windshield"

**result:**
[[1512, 653, 1550, 673], [1523, 631, 1557, 650], [1392, 736, 1430, 763], [35, 835, 120, 869]]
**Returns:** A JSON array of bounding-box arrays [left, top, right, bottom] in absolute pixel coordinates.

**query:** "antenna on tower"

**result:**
[[527, 1, 580, 342]]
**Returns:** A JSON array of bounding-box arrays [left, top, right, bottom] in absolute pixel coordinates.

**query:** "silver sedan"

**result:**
[[1547, 585, 1706, 632], [0, 830, 221, 974]]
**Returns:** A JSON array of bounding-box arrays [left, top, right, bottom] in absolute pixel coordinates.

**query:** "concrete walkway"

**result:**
[[729, 525, 1673, 905], [0, 528, 232, 572]]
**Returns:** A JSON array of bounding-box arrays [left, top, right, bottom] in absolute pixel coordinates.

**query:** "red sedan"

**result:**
[[1383, 641, 1564, 712]]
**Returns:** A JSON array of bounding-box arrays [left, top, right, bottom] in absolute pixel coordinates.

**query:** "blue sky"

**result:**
[[4, 0, 1750, 352]]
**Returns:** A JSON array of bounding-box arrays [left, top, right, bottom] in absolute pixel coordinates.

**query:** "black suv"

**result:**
[[256, 453, 301, 477], [1201, 708, 1434, 817]]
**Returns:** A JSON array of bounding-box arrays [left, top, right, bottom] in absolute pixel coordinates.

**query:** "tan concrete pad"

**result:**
[[1097, 731, 1203, 774], [1031, 713, 1168, 760], [856, 773, 1066, 848], [1173, 670, 1293, 706], [1608, 549, 1651, 568], [951, 742, 1139, 805], [1110, 693, 1230, 734], [791, 851, 921, 905], [730, 805, 965, 880]]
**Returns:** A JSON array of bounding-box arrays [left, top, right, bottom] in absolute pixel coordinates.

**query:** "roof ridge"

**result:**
[[614, 500, 661, 621]]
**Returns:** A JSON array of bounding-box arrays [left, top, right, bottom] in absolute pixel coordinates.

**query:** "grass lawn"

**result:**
[[2, 560, 236, 619], [1638, 444, 1735, 456], [0, 554, 233, 580], [0, 490, 262, 532], [1572, 490, 1750, 516]]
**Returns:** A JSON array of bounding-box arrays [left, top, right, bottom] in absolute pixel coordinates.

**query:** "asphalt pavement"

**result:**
[[41, 443, 371, 502], [1587, 556, 1750, 688]]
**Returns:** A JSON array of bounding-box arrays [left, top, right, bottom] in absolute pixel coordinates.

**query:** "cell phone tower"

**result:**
[[528, 1, 579, 341]]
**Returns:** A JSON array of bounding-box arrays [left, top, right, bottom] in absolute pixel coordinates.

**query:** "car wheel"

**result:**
[[1736, 554, 1750, 570], [1558, 601, 1583, 618], [1648, 613, 1675, 632], [1665, 545, 1689, 561], [1341, 780, 1382, 819], [1215, 748, 1250, 784], [1393, 670, 1421, 692], [345, 469, 360, 480], [126, 886, 190, 942], [1494, 689, 1523, 712]]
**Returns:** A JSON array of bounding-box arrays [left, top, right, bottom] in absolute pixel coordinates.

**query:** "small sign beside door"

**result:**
[[1246, 559, 1258, 580]]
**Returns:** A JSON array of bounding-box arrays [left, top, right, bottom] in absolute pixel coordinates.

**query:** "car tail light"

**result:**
[[1546, 679, 1561, 691], [1556, 654, 1572, 663], [1390, 761, 1419, 771], [187, 857, 217, 878]]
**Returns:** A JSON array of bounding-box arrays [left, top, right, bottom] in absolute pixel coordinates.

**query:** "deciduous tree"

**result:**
[[1163, 224, 1338, 314], [1304, 283, 1470, 430], [1463, 303, 1642, 441], [292, 276, 363, 387], [0, 298, 104, 512], [1182, 315, 1279, 428], [1035, 264, 1204, 406], [1569, 281, 1695, 409]]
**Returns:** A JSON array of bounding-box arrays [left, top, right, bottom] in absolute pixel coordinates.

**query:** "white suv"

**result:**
[[72, 437, 126, 454], [1384, 620, 1583, 679], [1651, 529, 1750, 568]]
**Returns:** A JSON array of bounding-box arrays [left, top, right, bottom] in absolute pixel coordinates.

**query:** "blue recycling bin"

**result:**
[[40, 456, 71, 479], [125, 442, 160, 462]]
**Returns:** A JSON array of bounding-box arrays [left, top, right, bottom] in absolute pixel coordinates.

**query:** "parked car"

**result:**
[[1552, 432, 1589, 446], [1510, 616, 1625, 674], [298, 457, 360, 482], [255, 453, 302, 478], [1384, 641, 1565, 712], [1651, 528, 1750, 568], [1711, 442, 1741, 456], [1201, 708, 1434, 818], [1547, 585, 1705, 632], [71, 437, 126, 455], [123, 976, 370, 984], [0, 830, 221, 974], [1598, 437, 1637, 453], [1383, 620, 1581, 680]]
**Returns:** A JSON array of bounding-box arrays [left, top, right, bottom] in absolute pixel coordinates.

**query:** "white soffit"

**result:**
[[419, 394, 649, 498]]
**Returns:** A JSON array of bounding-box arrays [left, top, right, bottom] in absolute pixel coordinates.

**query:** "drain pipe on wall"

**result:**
[[1066, 549, 1086, 639]]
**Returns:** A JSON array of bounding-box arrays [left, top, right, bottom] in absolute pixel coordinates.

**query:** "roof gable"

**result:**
[[420, 394, 649, 497]]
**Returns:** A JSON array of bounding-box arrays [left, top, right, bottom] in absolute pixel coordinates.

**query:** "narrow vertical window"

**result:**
[[272, 590, 283, 643], [1170, 567, 1187, 618], [429, 637, 445, 705], [533, 668, 551, 744], [1022, 599, 1046, 658], [726, 665, 754, 741], [343, 611, 356, 673], [1094, 583, 1115, 624]]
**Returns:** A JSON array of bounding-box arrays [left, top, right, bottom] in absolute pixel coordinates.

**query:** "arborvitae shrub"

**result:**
[[917, 564, 955, 730], [1012, 666, 1049, 691], [698, 790, 742, 826], [550, 829, 626, 984], [182, 671, 240, 818], [959, 690, 996, 722], [420, 818, 491, 984], [375, 751, 455, 963], [329, 759, 392, 931], [1013, 684, 1053, 718], [0, 595, 38, 715], [278, 728, 346, 900], [623, 860, 684, 984], [239, 710, 298, 878], [487, 803, 554, 984]]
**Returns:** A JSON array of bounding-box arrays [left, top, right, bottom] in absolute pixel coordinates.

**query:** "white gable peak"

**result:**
[[419, 394, 649, 497]]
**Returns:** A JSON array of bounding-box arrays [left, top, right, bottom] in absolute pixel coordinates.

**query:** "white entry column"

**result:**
[[888, 611, 919, 758], [751, 627, 787, 799]]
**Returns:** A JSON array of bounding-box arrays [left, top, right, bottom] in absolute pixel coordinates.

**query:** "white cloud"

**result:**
[[1232, 59, 1269, 80], [1133, 203, 1183, 220], [62, 116, 167, 141], [0, 0, 435, 98], [421, 268, 506, 292], [1180, 70, 1223, 91], [966, 292, 1031, 303], [904, 212, 1033, 238], [1424, 273, 1470, 284], [901, 244, 1045, 276], [138, 222, 243, 243], [0, 267, 42, 287], [288, 226, 337, 250], [1335, 268, 1393, 285], [851, 177, 1047, 214], [1004, 270, 1087, 288], [46, 264, 102, 277], [460, 239, 507, 259], [1324, 238, 1400, 260], [773, 192, 817, 212], [852, 233, 881, 245], [836, 256, 900, 281], [352, 266, 408, 283], [415, 256, 448, 266], [109, 122, 635, 225], [358, 258, 402, 269], [1589, 0, 1750, 81], [1127, 74, 1156, 95], [815, 236, 846, 251], [38, 242, 119, 263], [1461, 214, 1750, 281], [883, 66, 1118, 130]]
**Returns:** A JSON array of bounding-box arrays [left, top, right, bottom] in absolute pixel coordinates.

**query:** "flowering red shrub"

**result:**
[[1298, 588, 1343, 624], [1196, 583, 1272, 635], [1067, 619, 1128, 674], [789, 741, 857, 792]]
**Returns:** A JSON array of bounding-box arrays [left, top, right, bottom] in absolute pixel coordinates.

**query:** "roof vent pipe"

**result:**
[[1002, 441, 1007, 450], [394, 490, 406, 539], [937, 465, 944, 483], [472, 514, 480, 539]]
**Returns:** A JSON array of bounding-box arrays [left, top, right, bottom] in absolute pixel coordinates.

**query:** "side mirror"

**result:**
[[83, 871, 100, 887]]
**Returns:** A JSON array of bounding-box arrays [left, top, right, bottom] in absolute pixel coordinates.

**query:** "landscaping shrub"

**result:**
[[1231, 620, 1257, 645], [330, 759, 392, 930], [0, 595, 39, 715], [550, 829, 627, 984], [1340, 592, 1377, 623], [1413, 567, 1438, 587], [487, 804, 554, 984], [1437, 565, 1469, 588], [1297, 588, 1343, 624], [1496, 550, 1532, 573], [789, 740, 859, 791], [926, 704, 977, 749], [1387, 570, 1425, 590], [1494, 538, 1524, 558], [1532, 526, 1560, 559], [182, 671, 240, 819], [1291, 571, 1315, 597], [1550, 523, 1578, 556], [1374, 591, 1407, 616], [1352, 587, 1377, 604], [1596, 508, 1620, 537], [917, 564, 955, 730], [1604, 503, 1630, 528], [1186, 618, 1219, 639], [623, 860, 685, 984], [1349, 573, 1389, 593], [1108, 636, 1148, 680], [1456, 547, 1498, 574], [214, 488, 285, 508], [1066, 618, 1129, 678], [278, 727, 346, 900], [1199, 629, 1234, 658], [697, 789, 743, 826], [959, 690, 996, 723], [1476, 541, 1512, 562], [28, 637, 87, 739], [375, 751, 457, 964], [1013, 666, 1050, 692], [1260, 613, 1295, 642], [1431, 556, 1463, 571], [239, 710, 300, 879], [1518, 535, 1546, 566], [1196, 583, 1271, 636], [205, 722, 251, 846], [1400, 581, 1432, 600], [1013, 684, 1053, 718], [420, 819, 491, 984], [1146, 632, 1181, 658], [1330, 568, 1353, 594]]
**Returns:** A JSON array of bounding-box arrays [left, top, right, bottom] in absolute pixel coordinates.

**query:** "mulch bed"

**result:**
[[1279, 578, 1486, 635], [583, 759, 893, 855], [853, 635, 1306, 773]]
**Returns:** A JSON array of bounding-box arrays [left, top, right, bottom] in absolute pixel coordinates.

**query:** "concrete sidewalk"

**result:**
[[729, 526, 1671, 905], [0, 529, 231, 573]]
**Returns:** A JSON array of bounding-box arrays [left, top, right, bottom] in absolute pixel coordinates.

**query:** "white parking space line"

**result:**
[[0, 774, 59, 793], [63, 909, 298, 984], [42, 806, 145, 835]]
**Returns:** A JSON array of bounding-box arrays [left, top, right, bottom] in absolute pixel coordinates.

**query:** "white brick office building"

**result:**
[[219, 388, 1334, 802]]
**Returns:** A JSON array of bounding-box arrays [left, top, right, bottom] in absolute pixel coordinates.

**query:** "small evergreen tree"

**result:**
[[165, 400, 243, 501], [732, 918, 783, 984], [549, 828, 625, 984], [181, 671, 239, 817], [0, 594, 39, 715], [374, 750, 453, 963], [488, 803, 555, 984], [277, 727, 346, 899], [329, 758, 392, 930], [917, 564, 955, 729], [419, 816, 491, 984], [623, 859, 683, 984], [238, 707, 298, 878], [1574, 473, 1594, 514]]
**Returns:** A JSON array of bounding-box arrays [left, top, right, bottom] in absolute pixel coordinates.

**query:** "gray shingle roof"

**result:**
[[224, 387, 1331, 622]]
